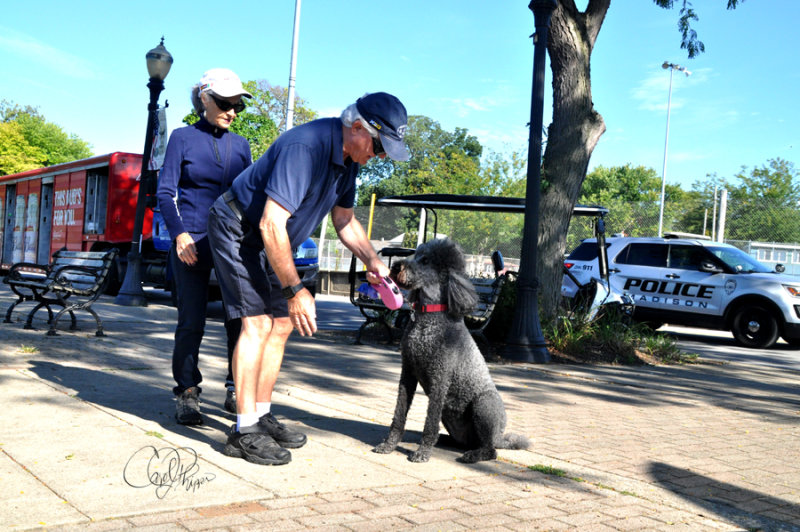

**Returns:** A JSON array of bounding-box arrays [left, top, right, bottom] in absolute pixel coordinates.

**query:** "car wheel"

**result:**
[[731, 305, 779, 349]]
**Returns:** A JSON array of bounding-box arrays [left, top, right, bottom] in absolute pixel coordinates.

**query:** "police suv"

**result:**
[[562, 233, 800, 349]]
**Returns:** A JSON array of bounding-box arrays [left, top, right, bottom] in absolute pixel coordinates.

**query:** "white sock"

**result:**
[[256, 402, 271, 417], [236, 412, 260, 432]]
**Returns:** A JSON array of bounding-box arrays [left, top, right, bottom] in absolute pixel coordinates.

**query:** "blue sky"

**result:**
[[1, 1, 798, 190]]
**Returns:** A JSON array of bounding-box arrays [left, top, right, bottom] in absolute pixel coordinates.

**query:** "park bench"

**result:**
[[463, 251, 512, 347], [3, 248, 119, 336], [349, 247, 510, 346]]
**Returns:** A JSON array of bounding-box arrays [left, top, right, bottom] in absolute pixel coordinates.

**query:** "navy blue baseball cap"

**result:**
[[356, 92, 410, 161]]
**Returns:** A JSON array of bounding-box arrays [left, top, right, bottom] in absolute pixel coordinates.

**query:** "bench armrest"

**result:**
[[5, 262, 51, 283], [48, 264, 104, 288]]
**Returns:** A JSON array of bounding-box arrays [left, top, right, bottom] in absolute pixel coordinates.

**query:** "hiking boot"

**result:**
[[224, 388, 236, 414], [223, 424, 291, 465], [258, 412, 307, 448], [175, 387, 202, 425]]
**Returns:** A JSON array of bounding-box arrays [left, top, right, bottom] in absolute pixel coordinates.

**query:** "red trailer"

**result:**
[[0, 152, 167, 292]]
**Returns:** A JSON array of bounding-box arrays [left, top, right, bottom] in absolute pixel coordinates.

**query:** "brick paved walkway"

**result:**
[[1, 290, 799, 531]]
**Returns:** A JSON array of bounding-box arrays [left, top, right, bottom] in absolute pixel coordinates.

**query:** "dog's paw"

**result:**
[[372, 442, 395, 454], [409, 449, 431, 462], [458, 448, 497, 463]]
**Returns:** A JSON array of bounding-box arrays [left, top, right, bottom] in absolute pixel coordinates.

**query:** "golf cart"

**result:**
[[349, 193, 622, 342]]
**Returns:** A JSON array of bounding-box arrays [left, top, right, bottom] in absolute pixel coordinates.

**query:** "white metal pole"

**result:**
[[711, 185, 718, 241], [703, 208, 708, 236], [285, 0, 301, 131], [657, 68, 674, 238], [417, 209, 427, 246], [717, 189, 728, 243], [318, 213, 328, 269]]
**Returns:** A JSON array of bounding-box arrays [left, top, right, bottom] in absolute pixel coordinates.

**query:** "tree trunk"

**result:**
[[537, 0, 609, 321]]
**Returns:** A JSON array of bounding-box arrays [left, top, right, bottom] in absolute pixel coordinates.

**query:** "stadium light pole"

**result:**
[[116, 38, 172, 307], [657, 61, 691, 237], [500, 0, 556, 364], [285, 0, 301, 131]]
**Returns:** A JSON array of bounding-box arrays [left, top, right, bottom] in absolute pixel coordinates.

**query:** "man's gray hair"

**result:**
[[340, 101, 378, 137]]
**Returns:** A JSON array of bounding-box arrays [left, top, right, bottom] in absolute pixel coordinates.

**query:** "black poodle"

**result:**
[[372, 238, 529, 463]]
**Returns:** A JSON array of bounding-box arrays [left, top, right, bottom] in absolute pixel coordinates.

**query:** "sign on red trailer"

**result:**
[[0, 152, 145, 271]]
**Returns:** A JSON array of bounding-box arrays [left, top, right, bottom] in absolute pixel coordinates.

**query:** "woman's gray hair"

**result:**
[[190, 85, 206, 115], [340, 101, 378, 137]]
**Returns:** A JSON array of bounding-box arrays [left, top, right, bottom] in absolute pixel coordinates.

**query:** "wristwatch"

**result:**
[[281, 282, 305, 299]]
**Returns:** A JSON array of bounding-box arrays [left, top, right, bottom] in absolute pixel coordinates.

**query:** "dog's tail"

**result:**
[[497, 432, 530, 450]]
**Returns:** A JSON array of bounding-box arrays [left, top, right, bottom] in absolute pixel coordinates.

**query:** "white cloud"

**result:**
[[0, 27, 99, 80], [632, 66, 710, 113]]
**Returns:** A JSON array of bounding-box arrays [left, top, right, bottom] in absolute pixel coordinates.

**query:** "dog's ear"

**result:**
[[446, 270, 478, 318]]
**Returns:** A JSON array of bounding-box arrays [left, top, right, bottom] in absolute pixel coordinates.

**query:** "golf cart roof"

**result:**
[[377, 193, 607, 217]]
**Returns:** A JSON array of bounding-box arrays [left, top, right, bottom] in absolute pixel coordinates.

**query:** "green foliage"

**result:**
[[578, 164, 695, 239], [246, 80, 318, 133], [653, 0, 742, 58], [356, 115, 484, 199], [355, 115, 527, 255], [682, 158, 800, 243], [182, 80, 317, 161], [0, 121, 44, 174], [0, 100, 93, 175], [727, 158, 800, 242]]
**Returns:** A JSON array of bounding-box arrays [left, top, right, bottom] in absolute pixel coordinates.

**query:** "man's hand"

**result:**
[[287, 289, 317, 336], [365, 263, 391, 285]]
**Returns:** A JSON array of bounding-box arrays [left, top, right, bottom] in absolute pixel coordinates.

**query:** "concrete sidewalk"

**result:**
[[1, 286, 799, 531]]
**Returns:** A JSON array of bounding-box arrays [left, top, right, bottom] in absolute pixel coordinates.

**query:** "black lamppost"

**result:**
[[501, 0, 556, 363], [115, 38, 173, 307]]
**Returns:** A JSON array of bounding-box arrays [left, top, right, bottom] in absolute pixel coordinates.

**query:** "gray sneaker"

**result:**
[[258, 412, 307, 448], [176, 387, 202, 425], [224, 388, 236, 414], [223, 424, 291, 465]]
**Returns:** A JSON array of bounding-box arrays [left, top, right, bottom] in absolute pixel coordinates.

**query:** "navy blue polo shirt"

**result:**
[[231, 117, 358, 249], [157, 117, 252, 240]]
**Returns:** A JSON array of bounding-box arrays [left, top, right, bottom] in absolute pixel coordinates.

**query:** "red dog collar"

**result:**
[[413, 302, 448, 313]]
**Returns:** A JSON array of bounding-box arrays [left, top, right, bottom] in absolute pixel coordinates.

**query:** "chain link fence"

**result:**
[[315, 195, 800, 277]]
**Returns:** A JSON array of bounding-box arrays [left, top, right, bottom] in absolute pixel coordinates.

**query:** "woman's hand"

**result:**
[[175, 232, 198, 266]]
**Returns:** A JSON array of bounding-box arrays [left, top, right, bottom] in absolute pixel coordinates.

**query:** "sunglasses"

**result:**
[[371, 134, 385, 157], [210, 94, 246, 114]]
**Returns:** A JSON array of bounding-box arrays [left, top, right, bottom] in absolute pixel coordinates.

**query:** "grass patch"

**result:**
[[528, 464, 567, 477], [528, 464, 584, 482], [18, 345, 39, 354]]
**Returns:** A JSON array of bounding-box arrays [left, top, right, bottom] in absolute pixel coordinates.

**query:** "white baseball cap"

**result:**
[[198, 68, 252, 98]]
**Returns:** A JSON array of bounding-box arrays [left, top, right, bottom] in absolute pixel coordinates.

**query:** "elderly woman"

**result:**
[[156, 68, 252, 425]]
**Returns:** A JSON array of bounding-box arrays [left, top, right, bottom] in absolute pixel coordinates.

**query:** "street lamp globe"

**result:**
[[146, 38, 173, 81]]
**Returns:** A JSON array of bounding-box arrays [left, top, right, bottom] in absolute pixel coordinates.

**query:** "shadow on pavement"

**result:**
[[490, 361, 800, 425], [26, 359, 233, 451], [650, 461, 800, 532]]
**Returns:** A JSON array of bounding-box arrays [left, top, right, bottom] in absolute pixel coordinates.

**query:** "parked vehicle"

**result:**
[[0, 153, 319, 298], [562, 233, 800, 349], [293, 237, 319, 296]]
